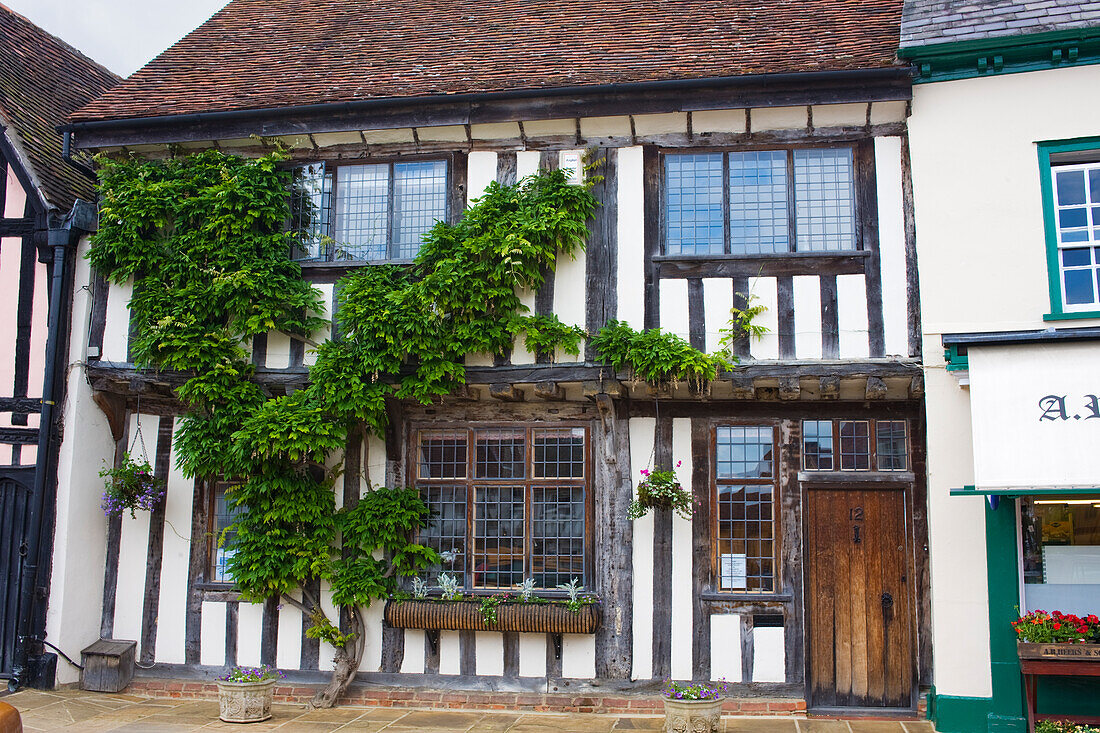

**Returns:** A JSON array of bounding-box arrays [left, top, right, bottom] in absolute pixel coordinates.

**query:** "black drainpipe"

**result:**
[[8, 201, 95, 691]]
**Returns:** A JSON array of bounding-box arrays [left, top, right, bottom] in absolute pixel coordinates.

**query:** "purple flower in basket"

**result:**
[[100, 452, 166, 519]]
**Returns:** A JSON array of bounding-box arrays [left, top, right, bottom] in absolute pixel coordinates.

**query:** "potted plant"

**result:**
[[661, 679, 728, 733], [100, 452, 165, 519], [1013, 609, 1100, 659], [1036, 722, 1100, 733], [216, 665, 284, 723], [629, 462, 692, 521]]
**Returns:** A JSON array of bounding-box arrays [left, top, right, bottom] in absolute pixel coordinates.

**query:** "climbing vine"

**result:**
[[90, 148, 754, 706]]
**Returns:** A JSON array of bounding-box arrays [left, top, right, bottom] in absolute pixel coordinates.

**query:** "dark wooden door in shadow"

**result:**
[[805, 487, 915, 710]]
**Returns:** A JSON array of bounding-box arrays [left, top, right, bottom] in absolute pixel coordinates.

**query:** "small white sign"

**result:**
[[560, 151, 583, 184], [721, 553, 747, 590]]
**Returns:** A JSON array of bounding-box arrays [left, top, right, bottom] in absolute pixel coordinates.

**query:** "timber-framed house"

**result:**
[[52, 0, 930, 716], [0, 5, 117, 689]]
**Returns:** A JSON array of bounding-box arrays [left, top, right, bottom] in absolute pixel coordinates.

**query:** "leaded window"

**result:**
[[290, 159, 448, 262], [208, 482, 243, 584], [664, 147, 857, 256], [801, 419, 909, 472], [714, 425, 778, 593], [416, 425, 590, 590]]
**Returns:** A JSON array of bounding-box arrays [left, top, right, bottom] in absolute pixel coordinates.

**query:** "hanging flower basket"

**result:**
[[629, 462, 692, 520], [100, 452, 165, 519], [384, 598, 601, 634]]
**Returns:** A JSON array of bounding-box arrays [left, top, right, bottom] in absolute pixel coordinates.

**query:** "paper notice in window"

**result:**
[[721, 553, 747, 590]]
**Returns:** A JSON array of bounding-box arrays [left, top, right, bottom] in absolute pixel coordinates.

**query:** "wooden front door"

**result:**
[[804, 487, 915, 710]]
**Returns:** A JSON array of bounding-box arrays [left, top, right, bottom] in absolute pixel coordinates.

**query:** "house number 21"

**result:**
[[850, 506, 864, 544]]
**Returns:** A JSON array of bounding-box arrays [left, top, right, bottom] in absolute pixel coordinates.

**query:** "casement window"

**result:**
[[801, 419, 909, 472], [1048, 160, 1100, 312], [415, 425, 591, 590], [208, 481, 243, 584], [290, 159, 449, 262], [664, 147, 857, 256], [713, 425, 779, 592]]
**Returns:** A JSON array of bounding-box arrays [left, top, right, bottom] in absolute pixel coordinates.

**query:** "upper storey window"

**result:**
[[290, 159, 448, 262], [664, 147, 857, 256], [1050, 161, 1100, 310]]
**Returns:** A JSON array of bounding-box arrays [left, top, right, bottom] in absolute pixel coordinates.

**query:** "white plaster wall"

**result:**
[[199, 602, 227, 667], [318, 580, 339, 671], [875, 136, 909, 357], [792, 275, 822, 359], [400, 629, 426, 674], [752, 627, 785, 683], [837, 274, 870, 358], [670, 418, 693, 680], [304, 282, 334, 366], [45, 235, 116, 684], [658, 279, 689, 342], [518, 633, 546, 677], [276, 595, 303, 670], [616, 147, 646, 329], [236, 601, 264, 668], [475, 632, 504, 676], [747, 277, 779, 360], [553, 243, 587, 361], [467, 151, 498, 206], [709, 614, 742, 683], [910, 65, 1100, 334], [561, 634, 596, 679], [439, 630, 461, 675], [516, 151, 541, 179], [702, 278, 733, 354], [265, 331, 291, 369], [155, 427, 194, 664], [629, 417, 656, 680], [102, 280, 133, 362], [365, 433, 387, 489], [512, 286, 538, 364], [359, 600, 385, 672], [112, 413, 157, 643]]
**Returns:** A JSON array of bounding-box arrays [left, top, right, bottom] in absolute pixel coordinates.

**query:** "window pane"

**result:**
[[716, 426, 774, 478], [1059, 207, 1088, 229], [289, 163, 334, 261], [729, 151, 789, 254], [876, 421, 908, 471], [1062, 248, 1093, 267], [716, 484, 774, 592], [335, 164, 389, 261], [533, 428, 585, 479], [531, 485, 586, 588], [418, 430, 467, 479], [1065, 268, 1096, 305], [665, 153, 724, 255], [212, 484, 244, 583], [794, 148, 856, 252], [802, 420, 833, 470], [393, 161, 447, 259], [1020, 497, 1100, 616], [839, 420, 871, 470], [475, 429, 526, 479], [1056, 169, 1087, 205], [419, 485, 467, 582], [473, 486, 525, 588]]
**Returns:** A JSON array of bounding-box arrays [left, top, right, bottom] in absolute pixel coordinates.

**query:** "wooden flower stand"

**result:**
[[1018, 643, 1100, 733]]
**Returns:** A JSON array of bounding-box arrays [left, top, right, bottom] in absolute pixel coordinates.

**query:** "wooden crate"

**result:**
[[80, 639, 137, 693]]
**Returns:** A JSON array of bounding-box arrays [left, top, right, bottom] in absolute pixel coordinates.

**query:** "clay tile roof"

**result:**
[[73, 0, 904, 124], [0, 3, 119, 211]]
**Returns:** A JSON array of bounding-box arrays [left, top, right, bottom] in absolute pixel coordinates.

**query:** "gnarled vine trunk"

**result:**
[[309, 606, 365, 709]]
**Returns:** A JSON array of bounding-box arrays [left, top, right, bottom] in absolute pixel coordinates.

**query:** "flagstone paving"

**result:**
[[2, 689, 936, 732]]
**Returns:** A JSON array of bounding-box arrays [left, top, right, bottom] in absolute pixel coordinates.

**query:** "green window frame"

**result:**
[[1038, 135, 1100, 321]]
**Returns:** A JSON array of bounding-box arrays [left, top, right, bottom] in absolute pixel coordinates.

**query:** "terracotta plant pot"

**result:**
[[662, 696, 724, 733], [217, 678, 276, 723], [384, 599, 601, 633], [1017, 642, 1100, 660]]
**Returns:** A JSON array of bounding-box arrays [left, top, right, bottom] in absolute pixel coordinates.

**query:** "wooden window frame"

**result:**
[[291, 153, 455, 265], [658, 141, 867, 258], [800, 418, 911, 473], [411, 421, 594, 594], [710, 421, 782, 595], [203, 480, 240, 587]]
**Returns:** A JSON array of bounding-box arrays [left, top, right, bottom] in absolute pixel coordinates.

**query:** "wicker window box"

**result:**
[[383, 599, 601, 634]]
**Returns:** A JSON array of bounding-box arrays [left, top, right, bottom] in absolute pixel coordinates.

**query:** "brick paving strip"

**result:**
[[3, 689, 936, 732]]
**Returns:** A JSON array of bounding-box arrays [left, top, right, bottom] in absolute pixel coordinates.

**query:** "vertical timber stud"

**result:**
[[687, 279, 705, 351], [546, 633, 563, 679], [424, 631, 440, 674], [534, 151, 558, 365], [140, 416, 174, 664], [777, 276, 795, 359], [900, 135, 922, 359], [585, 148, 618, 362], [184, 477, 207, 665], [100, 414, 129, 638], [642, 146, 661, 330], [503, 632, 519, 678], [594, 395, 633, 679], [690, 418, 711, 681], [300, 577, 321, 670], [651, 415, 674, 679], [251, 332, 267, 367], [260, 597, 278, 667], [459, 630, 476, 676], [493, 153, 518, 367], [741, 615, 755, 684], [856, 139, 885, 357], [449, 152, 468, 226], [780, 420, 805, 684], [731, 278, 751, 360], [225, 601, 239, 667], [820, 275, 840, 360], [87, 272, 108, 361]]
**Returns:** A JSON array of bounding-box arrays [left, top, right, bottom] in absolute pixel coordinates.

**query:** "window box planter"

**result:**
[[383, 599, 600, 634], [662, 697, 724, 733], [216, 678, 276, 723], [1017, 642, 1100, 660]]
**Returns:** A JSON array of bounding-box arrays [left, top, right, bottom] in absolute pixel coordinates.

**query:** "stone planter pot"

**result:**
[[662, 696, 723, 733], [384, 599, 600, 633], [1018, 642, 1100, 660], [217, 678, 276, 723]]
